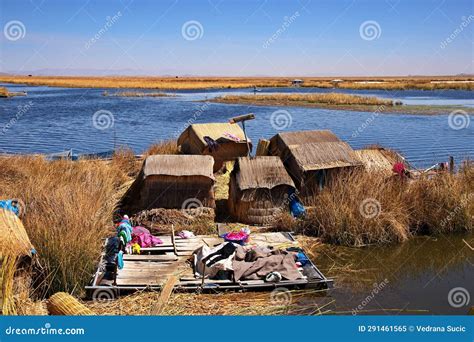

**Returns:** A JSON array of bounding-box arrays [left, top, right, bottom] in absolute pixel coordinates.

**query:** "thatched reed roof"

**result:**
[[272, 130, 340, 148], [178, 122, 250, 150], [289, 141, 362, 171], [355, 148, 401, 173], [234, 157, 295, 191], [269, 130, 361, 172], [142, 155, 215, 180], [0, 209, 33, 257]]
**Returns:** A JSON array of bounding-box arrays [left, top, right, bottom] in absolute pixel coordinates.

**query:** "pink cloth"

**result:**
[[392, 162, 406, 177], [131, 226, 163, 248], [223, 231, 249, 244]]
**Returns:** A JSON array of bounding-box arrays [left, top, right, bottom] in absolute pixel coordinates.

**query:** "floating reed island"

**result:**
[[103, 90, 175, 97], [0, 86, 27, 98], [214, 93, 400, 106], [0, 125, 472, 314], [212, 93, 474, 115]]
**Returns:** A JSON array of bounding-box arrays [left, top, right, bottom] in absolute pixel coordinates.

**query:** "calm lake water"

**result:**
[[0, 83, 473, 168], [308, 233, 474, 315]]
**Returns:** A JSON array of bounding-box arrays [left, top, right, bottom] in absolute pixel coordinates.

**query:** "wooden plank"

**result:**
[[116, 277, 167, 286], [123, 254, 178, 261], [118, 267, 177, 274], [116, 273, 169, 280], [151, 275, 178, 314], [140, 246, 175, 252], [120, 261, 180, 268], [176, 252, 194, 256]]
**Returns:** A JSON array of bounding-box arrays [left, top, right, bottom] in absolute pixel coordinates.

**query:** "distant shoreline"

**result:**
[[0, 75, 473, 91]]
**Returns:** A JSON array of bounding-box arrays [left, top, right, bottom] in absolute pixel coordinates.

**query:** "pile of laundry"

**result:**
[[106, 215, 164, 274], [116, 215, 163, 251], [194, 241, 309, 283]]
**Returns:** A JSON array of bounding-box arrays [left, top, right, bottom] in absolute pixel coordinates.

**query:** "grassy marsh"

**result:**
[[0, 75, 472, 90], [212, 93, 474, 115]]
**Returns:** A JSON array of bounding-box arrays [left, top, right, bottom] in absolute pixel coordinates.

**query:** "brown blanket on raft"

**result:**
[[232, 245, 302, 281]]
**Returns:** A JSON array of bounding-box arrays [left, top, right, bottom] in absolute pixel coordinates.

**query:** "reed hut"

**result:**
[[228, 157, 296, 225], [177, 123, 252, 172], [0, 208, 34, 315], [121, 155, 215, 214], [291, 79, 304, 87], [269, 130, 362, 198], [355, 147, 403, 175]]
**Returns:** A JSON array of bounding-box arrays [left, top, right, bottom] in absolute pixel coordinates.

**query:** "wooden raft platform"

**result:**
[[86, 232, 333, 299]]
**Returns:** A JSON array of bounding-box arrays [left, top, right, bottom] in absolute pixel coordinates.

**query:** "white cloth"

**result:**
[[194, 243, 236, 278]]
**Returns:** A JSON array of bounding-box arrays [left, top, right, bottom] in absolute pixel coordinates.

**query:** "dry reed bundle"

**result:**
[[47, 292, 95, 315], [0, 209, 34, 315]]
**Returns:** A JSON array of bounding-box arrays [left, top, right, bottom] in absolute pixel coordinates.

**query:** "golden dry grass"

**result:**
[[144, 140, 179, 156], [0, 75, 472, 90], [406, 164, 474, 234], [0, 87, 8, 97], [273, 165, 474, 246], [0, 156, 132, 297]]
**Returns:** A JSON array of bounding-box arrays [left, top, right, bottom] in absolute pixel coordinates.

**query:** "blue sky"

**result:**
[[0, 0, 472, 76]]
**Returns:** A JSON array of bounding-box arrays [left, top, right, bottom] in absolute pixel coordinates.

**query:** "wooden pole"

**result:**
[[150, 275, 178, 315], [241, 121, 251, 157], [449, 156, 454, 173], [171, 224, 177, 255]]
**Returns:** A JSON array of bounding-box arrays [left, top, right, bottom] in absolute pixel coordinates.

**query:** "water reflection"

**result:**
[[296, 233, 473, 315]]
